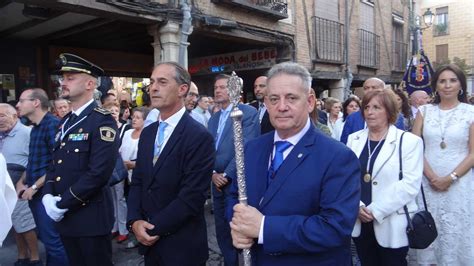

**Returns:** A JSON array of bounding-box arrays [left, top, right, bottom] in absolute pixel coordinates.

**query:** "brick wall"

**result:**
[[421, 0, 474, 74]]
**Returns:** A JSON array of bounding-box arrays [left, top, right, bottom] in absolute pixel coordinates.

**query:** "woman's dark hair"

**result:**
[[119, 100, 130, 118], [392, 88, 412, 119], [342, 97, 361, 121], [431, 64, 468, 104]]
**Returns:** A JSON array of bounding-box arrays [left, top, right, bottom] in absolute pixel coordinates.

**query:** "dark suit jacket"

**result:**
[[249, 101, 274, 135], [44, 102, 118, 237], [232, 125, 360, 265], [208, 103, 260, 179], [127, 111, 215, 265]]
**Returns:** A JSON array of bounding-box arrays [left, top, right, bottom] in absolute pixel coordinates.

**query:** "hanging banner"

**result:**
[[188, 47, 277, 76], [401, 50, 435, 95]]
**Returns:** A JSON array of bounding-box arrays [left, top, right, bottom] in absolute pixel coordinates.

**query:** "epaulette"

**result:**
[[94, 107, 111, 115]]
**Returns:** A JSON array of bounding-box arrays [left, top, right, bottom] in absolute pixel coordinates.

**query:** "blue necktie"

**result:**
[[268, 141, 292, 182], [153, 122, 168, 165]]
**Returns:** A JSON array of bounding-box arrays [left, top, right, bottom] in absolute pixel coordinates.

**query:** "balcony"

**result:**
[[211, 0, 288, 20], [392, 40, 407, 71], [358, 29, 380, 68], [312, 16, 344, 63]]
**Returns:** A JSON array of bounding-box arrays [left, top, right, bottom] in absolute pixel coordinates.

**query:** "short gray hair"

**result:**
[[0, 103, 17, 117], [267, 62, 312, 93], [155, 62, 191, 87]]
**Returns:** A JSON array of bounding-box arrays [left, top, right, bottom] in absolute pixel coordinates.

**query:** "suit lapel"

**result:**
[[350, 129, 369, 157], [254, 136, 273, 208], [371, 126, 398, 180], [141, 123, 159, 189], [259, 128, 316, 209], [150, 114, 187, 181]]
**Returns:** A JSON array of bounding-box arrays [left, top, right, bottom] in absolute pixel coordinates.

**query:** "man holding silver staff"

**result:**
[[229, 62, 361, 265], [208, 74, 260, 266]]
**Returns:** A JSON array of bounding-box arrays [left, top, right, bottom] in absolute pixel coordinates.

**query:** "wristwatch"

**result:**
[[31, 184, 38, 191], [450, 172, 459, 182]]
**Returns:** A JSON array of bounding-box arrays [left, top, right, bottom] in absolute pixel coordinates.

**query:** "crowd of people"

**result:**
[[0, 53, 473, 266]]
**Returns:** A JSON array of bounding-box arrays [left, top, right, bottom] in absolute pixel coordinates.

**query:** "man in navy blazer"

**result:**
[[340, 78, 405, 144], [229, 62, 360, 265], [208, 74, 260, 265], [249, 76, 275, 134], [127, 62, 215, 266]]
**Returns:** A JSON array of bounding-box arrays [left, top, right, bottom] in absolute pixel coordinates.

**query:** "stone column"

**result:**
[[159, 21, 181, 63], [329, 79, 345, 101], [147, 24, 162, 66]]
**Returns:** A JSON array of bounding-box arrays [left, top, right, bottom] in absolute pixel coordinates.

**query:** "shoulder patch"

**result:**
[[100, 127, 116, 142], [94, 107, 111, 115]]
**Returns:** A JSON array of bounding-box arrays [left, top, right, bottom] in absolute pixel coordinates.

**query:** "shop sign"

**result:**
[[189, 47, 277, 75]]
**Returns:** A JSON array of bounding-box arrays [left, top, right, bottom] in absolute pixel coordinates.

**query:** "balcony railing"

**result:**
[[358, 29, 380, 68], [392, 40, 407, 71], [211, 0, 288, 19], [313, 16, 344, 63]]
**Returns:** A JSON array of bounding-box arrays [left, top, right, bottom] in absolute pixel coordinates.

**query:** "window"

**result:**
[[436, 44, 449, 64], [359, 2, 378, 68], [392, 15, 407, 71], [433, 7, 449, 36], [313, 0, 343, 62]]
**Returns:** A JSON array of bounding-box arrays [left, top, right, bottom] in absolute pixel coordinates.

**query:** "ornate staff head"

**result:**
[[228, 71, 243, 107]]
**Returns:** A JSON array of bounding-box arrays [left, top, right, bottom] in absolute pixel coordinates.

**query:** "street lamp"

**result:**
[[410, 7, 435, 55], [421, 8, 435, 29]]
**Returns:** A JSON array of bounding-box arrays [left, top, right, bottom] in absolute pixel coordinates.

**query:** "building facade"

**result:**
[[0, 0, 411, 102], [419, 0, 474, 96]]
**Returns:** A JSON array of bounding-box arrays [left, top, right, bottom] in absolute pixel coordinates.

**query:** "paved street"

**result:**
[[0, 201, 224, 266]]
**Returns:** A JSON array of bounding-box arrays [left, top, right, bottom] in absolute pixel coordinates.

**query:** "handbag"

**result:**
[[109, 153, 128, 186], [398, 132, 438, 249]]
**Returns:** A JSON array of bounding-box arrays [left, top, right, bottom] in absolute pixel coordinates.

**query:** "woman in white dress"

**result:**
[[412, 64, 474, 265], [120, 107, 148, 183]]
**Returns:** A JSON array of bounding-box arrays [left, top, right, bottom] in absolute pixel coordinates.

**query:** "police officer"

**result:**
[[42, 53, 118, 266]]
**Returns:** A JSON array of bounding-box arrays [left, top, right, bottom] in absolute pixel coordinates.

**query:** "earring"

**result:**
[[459, 90, 464, 96], [434, 91, 438, 97]]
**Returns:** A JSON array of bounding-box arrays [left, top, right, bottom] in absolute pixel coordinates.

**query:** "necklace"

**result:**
[[438, 103, 459, 149], [364, 130, 388, 183]]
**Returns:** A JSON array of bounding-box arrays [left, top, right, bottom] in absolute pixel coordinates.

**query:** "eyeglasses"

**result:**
[[18, 98, 35, 103]]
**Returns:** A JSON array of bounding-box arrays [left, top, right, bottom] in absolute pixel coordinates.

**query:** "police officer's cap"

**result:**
[[55, 53, 104, 77]]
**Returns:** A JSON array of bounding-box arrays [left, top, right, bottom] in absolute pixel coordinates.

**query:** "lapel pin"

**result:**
[[297, 153, 303, 158], [78, 128, 83, 133]]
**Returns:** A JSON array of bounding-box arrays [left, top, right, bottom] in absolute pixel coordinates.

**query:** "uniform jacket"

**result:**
[[44, 101, 118, 237], [347, 125, 423, 248], [239, 125, 360, 266], [127, 112, 215, 266]]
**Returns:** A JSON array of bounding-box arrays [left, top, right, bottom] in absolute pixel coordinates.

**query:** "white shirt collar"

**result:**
[[72, 99, 94, 116], [273, 117, 311, 146], [159, 107, 186, 129]]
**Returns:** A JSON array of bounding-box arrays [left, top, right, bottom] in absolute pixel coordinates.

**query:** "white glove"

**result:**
[[42, 194, 68, 222]]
